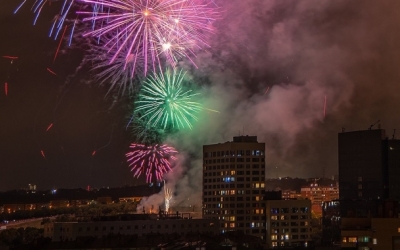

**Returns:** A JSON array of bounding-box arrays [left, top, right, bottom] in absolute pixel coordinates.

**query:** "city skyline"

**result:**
[[1, 0, 400, 200]]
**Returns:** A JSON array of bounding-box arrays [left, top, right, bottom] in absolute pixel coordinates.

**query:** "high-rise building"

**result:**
[[338, 129, 400, 201], [202, 136, 266, 238]]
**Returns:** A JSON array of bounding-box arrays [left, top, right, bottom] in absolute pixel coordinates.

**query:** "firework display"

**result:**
[[77, 0, 215, 75], [126, 143, 177, 183], [134, 69, 202, 130], [11, 0, 218, 185]]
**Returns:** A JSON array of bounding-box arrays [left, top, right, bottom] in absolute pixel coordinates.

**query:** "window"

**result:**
[[348, 237, 357, 243], [281, 208, 289, 213], [271, 234, 278, 240]]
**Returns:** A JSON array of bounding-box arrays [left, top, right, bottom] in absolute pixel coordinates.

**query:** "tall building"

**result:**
[[202, 136, 266, 238], [338, 129, 400, 201]]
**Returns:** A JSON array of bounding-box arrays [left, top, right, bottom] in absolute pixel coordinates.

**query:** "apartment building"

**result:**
[[203, 135, 266, 238]]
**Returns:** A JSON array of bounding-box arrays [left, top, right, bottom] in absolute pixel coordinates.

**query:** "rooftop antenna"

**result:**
[[368, 120, 380, 130], [393, 129, 396, 140]]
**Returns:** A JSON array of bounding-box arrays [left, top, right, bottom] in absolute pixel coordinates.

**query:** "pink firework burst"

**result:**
[[77, 0, 216, 75], [126, 143, 177, 183]]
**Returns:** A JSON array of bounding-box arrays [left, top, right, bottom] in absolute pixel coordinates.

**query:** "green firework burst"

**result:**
[[134, 69, 202, 130]]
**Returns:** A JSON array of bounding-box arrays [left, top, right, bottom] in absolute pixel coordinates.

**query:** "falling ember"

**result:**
[[46, 68, 57, 76], [41, 150, 46, 159], [324, 95, 327, 118], [92, 150, 96, 156], [53, 25, 68, 63], [46, 123, 53, 132], [2, 56, 18, 60], [4, 82, 8, 96]]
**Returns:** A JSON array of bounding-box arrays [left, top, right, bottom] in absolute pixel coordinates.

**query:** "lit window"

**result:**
[[373, 238, 377, 244], [272, 242, 277, 247], [271, 216, 278, 220], [398, 227, 400, 233], [348, 237, 357, 243], [271, 235, 277, 240]]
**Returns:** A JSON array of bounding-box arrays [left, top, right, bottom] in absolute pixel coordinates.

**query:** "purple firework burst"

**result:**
[[126, 143, 177, 183], [77, 0, 216, 75]]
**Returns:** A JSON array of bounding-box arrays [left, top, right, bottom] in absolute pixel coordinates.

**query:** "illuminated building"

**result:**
[[202, 136, 266, 238], [265, 199, 312, 248], [300, 182, 339, 216]]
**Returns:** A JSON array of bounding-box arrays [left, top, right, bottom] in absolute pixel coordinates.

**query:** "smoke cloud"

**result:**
[[141, 0, 400, 209]]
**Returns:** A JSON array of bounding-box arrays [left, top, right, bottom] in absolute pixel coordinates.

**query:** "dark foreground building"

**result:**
[[338, 129, 400, 202]]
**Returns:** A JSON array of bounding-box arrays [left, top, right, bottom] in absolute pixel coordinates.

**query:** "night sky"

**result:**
[[1, 0, 400, 207]]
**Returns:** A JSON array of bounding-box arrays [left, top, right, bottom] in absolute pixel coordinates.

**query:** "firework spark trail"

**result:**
[[134, 69, 203, 130], [4, 83, 8, 96], [46, 123, 54, 132], [54, 25, 68, 63], [14, 0, 80, 41], [264, 86, 270, 95], [126, 143, 177, 183], [323, 95, 327, 119], [46, 68, 58, 76], [77, 0, 216, 75], [2, 56, 19, 60]]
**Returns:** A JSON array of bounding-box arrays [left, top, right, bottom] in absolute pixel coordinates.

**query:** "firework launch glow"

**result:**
[[126, 143, 177, 183], [77, 0, 216, 75], [134, 69, 202, 130], [164, 180, 172, 213]]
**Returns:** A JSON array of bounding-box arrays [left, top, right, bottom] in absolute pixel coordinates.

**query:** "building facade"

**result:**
[[202, 136, 266, 238], [338, 129, 400, 201], [265, 199, 312, 248], [301, 182, 339, 216], [341, 217, 400, 249], [44, 214, 219, 242]]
